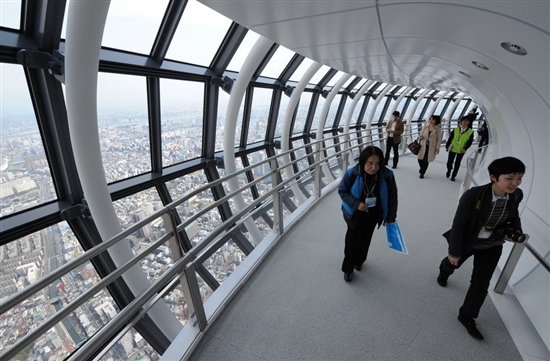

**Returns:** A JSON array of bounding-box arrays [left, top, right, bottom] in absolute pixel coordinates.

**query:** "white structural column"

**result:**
[[223, 36, 274, 243], [426, 90, 451, 121], [341, 80, 374, 169], [314, 73, 352, 182], [280, 61, 322, 204], [64, 0, 182, 339]]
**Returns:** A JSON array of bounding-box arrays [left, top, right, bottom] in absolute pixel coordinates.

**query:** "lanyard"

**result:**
[[362, 174, 377, 197], [484, 198, 508, 228]]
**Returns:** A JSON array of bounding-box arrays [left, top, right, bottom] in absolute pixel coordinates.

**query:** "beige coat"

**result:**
[[385, 119, 405, 144], [417, 125, 442, 162]]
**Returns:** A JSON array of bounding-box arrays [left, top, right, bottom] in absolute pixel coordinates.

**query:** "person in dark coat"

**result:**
[[338, 146, 398, 282], [477, 120, 489, 153], [437, 157, 525, 340]]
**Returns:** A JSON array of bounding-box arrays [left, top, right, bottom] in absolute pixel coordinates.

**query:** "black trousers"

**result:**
[[384, 137, 399, 167], [447, 151, 465, 178], [341, 213, 378, 274], [418, 144, 430, 175], [439, 245, 503, 319], [478, 136, 488, 151]]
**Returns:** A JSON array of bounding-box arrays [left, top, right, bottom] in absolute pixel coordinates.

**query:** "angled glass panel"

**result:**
[[160, 79, 204, 166], [1, 64, 56, 218], [247, 88, 272, 144], [0, 0, 20, 29], [165, 0, 232, 67], [373, 82, 389, 93], [274, 92, 291, 138], [310, 95, 326, 132], [309, 65, 331, 85], [451, 99, 469, 119], [101, 0, 168, 54], [259, 45, 295, 79], [433, 99, 447, 117], [326, 71, 346, 87], [292, 91, 313, 135], [353, 78, 368, 90], [96, 73, 150, 184], [412, 98, 429, 120], [0, 222, 120, 359], [325, 94, 341, 129], [288, 58, 314, 82], [215, 91, 230, 152], [226, 30, 261, 73]]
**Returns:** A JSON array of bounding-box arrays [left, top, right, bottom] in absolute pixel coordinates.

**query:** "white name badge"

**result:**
[[478, 227, 493, 239], [365, 197, 377, 207]]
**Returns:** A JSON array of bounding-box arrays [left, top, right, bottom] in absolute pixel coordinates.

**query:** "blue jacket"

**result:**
[[338, 164, 398, 226]]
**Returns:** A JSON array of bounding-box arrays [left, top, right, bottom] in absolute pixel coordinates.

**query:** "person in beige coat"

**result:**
[[417, 115, 443, 178], [384, 111, 405, 169]]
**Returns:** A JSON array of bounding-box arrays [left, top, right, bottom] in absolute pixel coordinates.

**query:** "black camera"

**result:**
[[494, 224, 527, 243]]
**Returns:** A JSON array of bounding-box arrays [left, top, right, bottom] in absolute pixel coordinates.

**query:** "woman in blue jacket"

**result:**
[[339, 146, 398, 282]]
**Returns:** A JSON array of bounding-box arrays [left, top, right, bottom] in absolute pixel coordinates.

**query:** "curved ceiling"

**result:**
[[199, 0, 549, 101]]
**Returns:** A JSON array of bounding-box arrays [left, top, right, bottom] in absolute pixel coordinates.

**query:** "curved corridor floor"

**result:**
[[188, 154, 522, 361]]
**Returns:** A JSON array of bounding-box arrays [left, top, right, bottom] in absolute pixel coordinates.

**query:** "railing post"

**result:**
[[494, 242, 526, 294], [183, 264, 208, 331], [270, 158, 284, 235]]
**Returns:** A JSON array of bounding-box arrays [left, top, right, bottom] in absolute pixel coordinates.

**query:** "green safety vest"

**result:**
[[451, 127, 474, 153]]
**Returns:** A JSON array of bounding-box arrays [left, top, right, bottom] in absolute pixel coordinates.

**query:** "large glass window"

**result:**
[[274, 92, 291, 138], [165, 0, 232, 66], [226, 31, 261, 72], [0, 64, 56, 218], [309, 65, 331, 85], [96, 73, 150, 184], [0, 0, 20, 29], [412, 98, 429, 120], [0, 222, 121, 360], [310, 95, 326, 132], [433, 99, 448, 118], [259, 45, 295, 79], [102, 0, 168, 55], [451, 99, 469, 119], [325, 94, 341, 128], [288, 58, 314, 82], [160, 79, 204, 166], [247, 88, 272, 144]]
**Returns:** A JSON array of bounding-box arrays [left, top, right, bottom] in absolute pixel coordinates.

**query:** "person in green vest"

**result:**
[[445, 116, 474, 181]]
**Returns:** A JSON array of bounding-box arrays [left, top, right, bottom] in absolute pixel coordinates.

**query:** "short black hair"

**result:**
[[461, 116, 470, 122], [431, 115, 441, 125], [392, 111, 400, 117], [488, 157, 525, 180], [359, 146, 384, 168]]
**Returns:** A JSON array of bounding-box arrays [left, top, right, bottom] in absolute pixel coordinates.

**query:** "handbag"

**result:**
[[408, 138, 421, 155], [386, 222, 408, 254]]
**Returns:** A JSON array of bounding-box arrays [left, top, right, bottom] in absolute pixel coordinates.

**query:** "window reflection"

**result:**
[[160, 79, 204, 166], [0, 64, 56, 218], [97, 73, 150, 184]]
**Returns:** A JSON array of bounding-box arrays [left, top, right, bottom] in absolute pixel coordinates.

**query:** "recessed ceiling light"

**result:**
[[472, 61, 489, 70], [501, 42, 528, 56], [459, 71, 471, 78]]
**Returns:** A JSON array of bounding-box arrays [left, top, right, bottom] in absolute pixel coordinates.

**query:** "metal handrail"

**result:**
[[0, 130, 379, 360]]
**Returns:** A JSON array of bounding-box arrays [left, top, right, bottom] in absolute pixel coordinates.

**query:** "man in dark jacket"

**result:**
[[437, 157, 525, 340]]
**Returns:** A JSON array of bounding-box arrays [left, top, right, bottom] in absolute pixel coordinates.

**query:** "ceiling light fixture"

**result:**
[[501, 42, 528, 56], [472, 61, 489, 70], [459, 71, 471, 78]]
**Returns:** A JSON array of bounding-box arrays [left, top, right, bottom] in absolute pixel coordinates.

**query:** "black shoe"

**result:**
[[446, 170, 451, 178], [392, 165, 397, 169], [344, 273, 353, 282], [437, 274, 448, 287], [419, 174, 424, 179], [451, 177, 456, 181], [458, 315, 484, 340], [354, 264, 362, 271]]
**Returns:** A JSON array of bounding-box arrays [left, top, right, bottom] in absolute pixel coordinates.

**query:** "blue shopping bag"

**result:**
[[386, 222, 408, 254]]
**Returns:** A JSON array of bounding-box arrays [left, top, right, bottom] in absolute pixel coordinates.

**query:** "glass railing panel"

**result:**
[[96, 73, 150, 184], [0, 222, 121, 360], [0, 64, 57, 218], [160, 79, 204, 166]]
